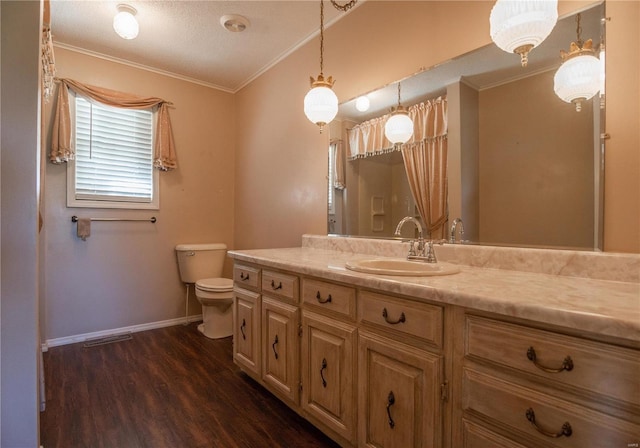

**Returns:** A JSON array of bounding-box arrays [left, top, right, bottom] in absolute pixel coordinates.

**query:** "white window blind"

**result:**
[[73, 96, 155, 205]]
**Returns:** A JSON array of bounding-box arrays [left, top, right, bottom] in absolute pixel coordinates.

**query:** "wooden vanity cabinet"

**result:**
[[232, 287, 261, 377], [357, 290, 446, 448], [301, 310, 357, 444], [358, 331, 444, 448], [455, 312, 640, 448], [259, 269, 301, 405], [233, 259, 638, 448], [261, 295, 300, 405]]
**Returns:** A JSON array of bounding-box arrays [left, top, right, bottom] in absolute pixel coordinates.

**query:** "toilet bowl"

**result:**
[[195, 277, 234, 339], [175, 243, 233, 340]]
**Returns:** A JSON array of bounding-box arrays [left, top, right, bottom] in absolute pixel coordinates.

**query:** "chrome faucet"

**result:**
[[394, 216, 423, 239], [394, 216, 435, 262], [449, 218, 465, 244]]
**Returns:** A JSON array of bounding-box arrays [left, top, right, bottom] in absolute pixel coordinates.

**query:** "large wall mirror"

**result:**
[[328, 2, 605, 251]]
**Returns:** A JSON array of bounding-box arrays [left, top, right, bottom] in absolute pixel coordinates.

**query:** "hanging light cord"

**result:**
[[319, 0, 358, 75], [397, 83, 402, 107], [319, 0, 325, 76], [575, 13, 583, 47]]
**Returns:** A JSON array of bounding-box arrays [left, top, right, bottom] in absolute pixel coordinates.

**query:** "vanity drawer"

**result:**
[[302, 278, 355, 320], [358, 290, 443, 348], [462, 368, 639, 448], [262, 270, 299, 303], [233, 264, 261, 291], [465, 315, 640, 407]]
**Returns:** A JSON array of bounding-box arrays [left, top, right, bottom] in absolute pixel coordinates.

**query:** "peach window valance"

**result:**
[[50, 78, 177, 171], [347, 96, 448, 159]]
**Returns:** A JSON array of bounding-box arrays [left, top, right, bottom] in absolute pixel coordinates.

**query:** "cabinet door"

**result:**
[[262, 296, 300, 404], [301, 311, 357, 444], [358, 332, 443, 448], [233, 288, 260, 377]]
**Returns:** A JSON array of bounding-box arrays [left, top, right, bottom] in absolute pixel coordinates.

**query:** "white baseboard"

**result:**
[[41, 314, 203, 352]]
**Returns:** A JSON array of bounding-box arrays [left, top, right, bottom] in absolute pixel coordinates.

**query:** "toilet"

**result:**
[[175, 243, 234, 339]]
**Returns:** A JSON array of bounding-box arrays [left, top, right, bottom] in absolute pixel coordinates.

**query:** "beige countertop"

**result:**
[[228, 246, 640, 344]]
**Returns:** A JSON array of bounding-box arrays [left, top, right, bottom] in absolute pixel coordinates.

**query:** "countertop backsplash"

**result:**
[[303, 235, 640, 284]]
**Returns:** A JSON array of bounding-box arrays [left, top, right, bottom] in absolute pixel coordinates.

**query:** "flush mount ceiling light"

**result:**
[[554, 13, 601, 112], [384, 83, 414, 145], [304, 0, 358, 133], [355, 96, 370, 112], [113, 4, 139, 40], [220, 14, 250, 33], [490, 0, 558, 67]]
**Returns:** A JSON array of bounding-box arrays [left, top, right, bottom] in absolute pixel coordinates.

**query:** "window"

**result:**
[[67, 96, 158, 209]]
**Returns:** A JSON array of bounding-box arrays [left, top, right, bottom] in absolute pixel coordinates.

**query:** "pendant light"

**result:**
[[113, 4, 139, 40], [304, 0, 358, 133], [490, 0, 558, 67], [304, 0, 338, 133], [553, 13, 601, 112], [384, 83, 414, 145]]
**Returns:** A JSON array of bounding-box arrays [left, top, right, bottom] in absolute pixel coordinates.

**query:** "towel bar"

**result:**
[[71, 216, 156, 223]]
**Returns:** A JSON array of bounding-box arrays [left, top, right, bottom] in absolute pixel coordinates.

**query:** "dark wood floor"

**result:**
[[40, 323, 340, 448]]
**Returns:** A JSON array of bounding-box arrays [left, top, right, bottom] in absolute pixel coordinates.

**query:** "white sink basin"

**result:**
[[345, 258, 460, 277]]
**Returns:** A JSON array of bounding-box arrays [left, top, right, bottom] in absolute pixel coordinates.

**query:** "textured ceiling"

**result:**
[[50, 1, 346, 93]]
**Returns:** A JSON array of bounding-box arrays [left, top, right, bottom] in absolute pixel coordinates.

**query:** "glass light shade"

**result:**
[[355, 96, 370, 112], [490, 0, 558, 66], [113, 9, 139, 40], [384, 112, 414, 144], [554, 54, 601, 111], [304, 85, 338, 129]]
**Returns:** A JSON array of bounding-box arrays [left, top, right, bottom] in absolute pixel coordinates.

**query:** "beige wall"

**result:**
[[42, 48, 236, 340], [235, 1, 640, 252], [604, 0, 640, 252], [235, 0, 638, 253], [39, 0, 640, 343], [233, 1, 494, 249], [479, 70, 594, 249]]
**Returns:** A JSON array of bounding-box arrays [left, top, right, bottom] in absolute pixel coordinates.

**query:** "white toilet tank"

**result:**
[[175, 243, 227, 283]]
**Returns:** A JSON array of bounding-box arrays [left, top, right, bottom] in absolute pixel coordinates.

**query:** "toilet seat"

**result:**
[[196, 277, 233, 293]]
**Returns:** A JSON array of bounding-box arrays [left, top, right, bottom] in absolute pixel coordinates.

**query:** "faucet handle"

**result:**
[[407, 240, 417, 256], [424, 240, 438, 263]]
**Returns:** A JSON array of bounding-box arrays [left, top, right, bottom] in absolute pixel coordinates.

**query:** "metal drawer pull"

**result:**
[[382, 308, 406, 325], [316, 291, 332, 304], [240, 318, 246, 340], [240, 272, 250, 281], [525, 408, 572, 438], [272, 335, 279, 360], [386, 391, 396, 429], [320, 358, 328, 388], [527, 347, 574, 373], [270, 280, 283, 290]]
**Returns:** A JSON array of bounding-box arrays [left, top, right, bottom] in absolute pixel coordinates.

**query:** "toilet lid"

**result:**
[[196, 277, 234, 292]]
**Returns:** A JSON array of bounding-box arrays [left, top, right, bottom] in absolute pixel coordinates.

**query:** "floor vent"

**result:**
[[83, 332, 133, 348]]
